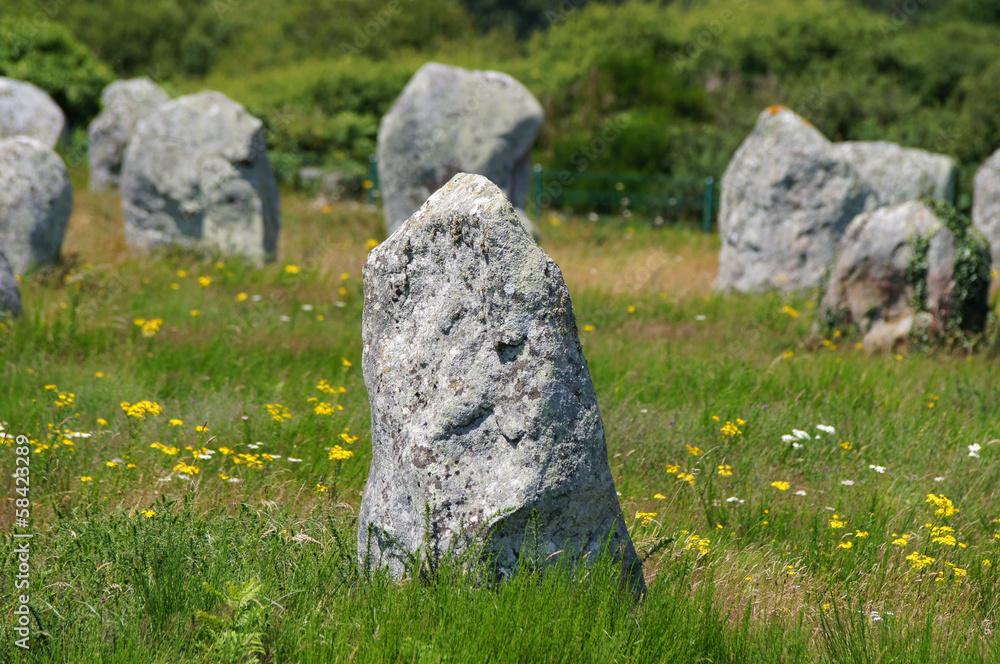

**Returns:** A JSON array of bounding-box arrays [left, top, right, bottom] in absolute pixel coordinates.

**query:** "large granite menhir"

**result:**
[[0, 77, 66, 148], [973, 148, 1000, 267], [377, 63, 543, 238], [0, 136, 72, 275], [716, 106, 876, 293], [88, 78, 170, 192], [120, 90, 280, 265], [358, 173, 643, 592], [0, 252, 23, 320], [818, 201, 990, 350]]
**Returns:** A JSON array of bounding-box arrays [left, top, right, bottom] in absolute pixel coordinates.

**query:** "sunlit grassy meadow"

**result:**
[[3, 181, 1000, 662]]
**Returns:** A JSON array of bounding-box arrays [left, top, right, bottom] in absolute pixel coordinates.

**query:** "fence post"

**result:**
[[532, 164, 543, 214], [367, 154, 378, 204], [702, 177, 714, 233]]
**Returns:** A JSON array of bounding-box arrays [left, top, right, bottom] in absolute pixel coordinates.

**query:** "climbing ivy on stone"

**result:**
[[923, 199, 991, 332]]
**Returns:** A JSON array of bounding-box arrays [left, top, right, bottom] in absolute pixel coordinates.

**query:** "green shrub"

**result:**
[[0, 16, 113, 128], [51, 0, 239, 77]]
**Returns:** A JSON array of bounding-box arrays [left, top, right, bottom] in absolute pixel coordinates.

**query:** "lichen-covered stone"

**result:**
[[120, 91, 280, 265], [0, 77, 66, 148], [973, 148, 1000, 267], [831, 141, 957, 207], [377, 63, 543, 238], [0, 137, 72, 275], [88, 78, 170, 192], [716, 106, 877, 293], [0, 251, 22, 320], [358, 173, 643, 592], [817, 201, 990, 350]]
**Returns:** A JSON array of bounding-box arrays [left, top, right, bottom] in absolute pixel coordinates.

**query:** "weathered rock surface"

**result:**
[[120, 90, 280, 264], [0, 77, 66, 148], [973, 149, 1000, 267], [377, 63, 543, 238], [0, 137, 72, 275], [358, 173, 643, 592], [817, 201, 990, 350], [831, 141, 957, 207], [716, 106, 877, 293], [88, 78, 170, 192], [0, 252, 23, 320]]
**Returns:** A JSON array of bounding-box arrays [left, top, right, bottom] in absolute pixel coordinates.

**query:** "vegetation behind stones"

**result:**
[[4, 0, 1000, 202]]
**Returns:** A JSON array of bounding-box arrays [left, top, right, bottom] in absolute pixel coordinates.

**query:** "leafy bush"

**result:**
[[0, 17, 113, 128], [50, 0, 238, 77]]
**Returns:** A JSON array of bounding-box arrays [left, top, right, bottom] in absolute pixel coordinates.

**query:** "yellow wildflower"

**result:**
[[150, 442, 180, 456], [314, 402, 336, 415], [771, 481, 790, 491], [906, 551, 936, 570], [720, 421, 742, 436], [265, 403, 292, 422], [173, 462, 200, 475], [926, 494, 959, 517], [121, 401, 163, 419], [717, 464, 733, 477], [329, 445, 354, 460]]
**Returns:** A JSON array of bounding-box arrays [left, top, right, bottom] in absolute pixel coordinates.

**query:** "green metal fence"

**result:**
[[531, 167, 717, 232], [365, 157, 718, 231]]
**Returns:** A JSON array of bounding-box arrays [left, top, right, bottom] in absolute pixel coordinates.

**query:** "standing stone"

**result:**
[[0, 137, 72, 275], [973, 149, 1000, 267], [88, 78, 170, 192], [0, 252, 23, 320], [359, 173, 643, 593], [120, 90, 280, 265], [716, 106, 877, 293], [377, 63, 543, 238], [817, 201, 990, 350], [0, 77, 66, 148], [831, 141, 957, 207]]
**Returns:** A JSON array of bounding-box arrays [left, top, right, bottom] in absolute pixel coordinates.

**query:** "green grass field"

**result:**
[[3, 184, 1000, 663]]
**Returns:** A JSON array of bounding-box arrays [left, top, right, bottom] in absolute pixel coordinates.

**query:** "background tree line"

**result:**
[[3, 0, 1000, 208]]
